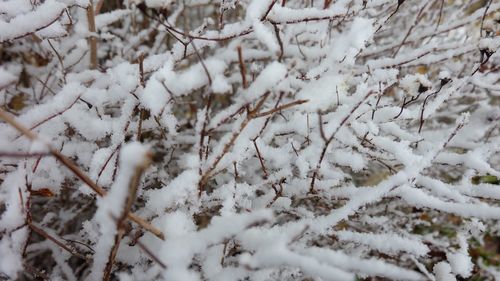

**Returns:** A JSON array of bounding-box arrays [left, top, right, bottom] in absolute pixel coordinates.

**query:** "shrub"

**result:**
[[0, 0, 499, 280]]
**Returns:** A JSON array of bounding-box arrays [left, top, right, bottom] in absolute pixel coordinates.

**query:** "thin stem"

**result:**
[[0, 108, 165, 241], [86, 1, 98, 69]]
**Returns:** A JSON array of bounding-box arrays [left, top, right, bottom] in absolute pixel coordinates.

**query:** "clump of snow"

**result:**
[[433, 262, 456, 281], [446, 234, 473, 278], [89, 142, 150, 280], [212, 74, 231, 94], [400, 74, 432, 96], [478, 38, 497, 53], [297, 74, 347, 111], [0, 0, 66, 42], [244, 61, 287, 101], [253, 20, 280, 53], [145, 0, 174, 8], [0, 68, 17, 89], [336, 231, 429, 256], [246, 0, 274, 20], [0, 227, 28, 278], [1, 0, 499, 279]]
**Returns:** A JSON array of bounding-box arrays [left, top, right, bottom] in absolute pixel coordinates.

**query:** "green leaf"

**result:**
[[471, 175, 500, 185]]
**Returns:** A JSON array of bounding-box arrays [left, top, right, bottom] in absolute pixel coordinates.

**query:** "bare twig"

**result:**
[[23, 262, 50, 281], [86, 1, 98, 69], [480, 0, 493, 37], [46, 39, 66, 83], [237, 46, 248, 89], [253, 99, 308, 118], [94, 0, 105, 14], [272, 23, 284, 61], [0, 108, 166, 241], [0, 152, 49, 158], [310, 91, 373, 193], [103, 152, 151, 281], [253, 139, 269, 179], [1, 10, 65, 43], [29, 223, 90, 261]]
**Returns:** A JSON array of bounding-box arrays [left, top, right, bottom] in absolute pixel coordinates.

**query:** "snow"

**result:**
[[0, 68, 17, 89], [146, 170, 200, 211], [0, 0, 32, 16], [400, 74, 432, 96], [297, 74, 347, 111], [1, 0, 499, 279], [0, 227, 28, 278], [244, 61, 287, 101], [397, 185, 500, 220], [246, 0, 274, 21], [95, 9, 131, 29], [267, 6, 346, 23], [433, 262, 456, 281], [303, 247, 424, 280], [0, 0, 66, 42], [89, 142, 150, 280], [331, 149, 365, 171], [0, 167, 28, 279], [211, 74, 231, 93], [145, 0, 174, 8], [253, 20, 280, 53], [159, 210, 274, 280], [0, 167, 27, 231], [335, 231, 429, 256], [446, 234, 473, 278]]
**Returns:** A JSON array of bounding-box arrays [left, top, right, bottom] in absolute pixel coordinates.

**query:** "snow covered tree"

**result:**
[[0, 0, 499, 280]]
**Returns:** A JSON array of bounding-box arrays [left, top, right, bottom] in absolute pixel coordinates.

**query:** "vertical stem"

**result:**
[[94, 0, 104, 15], [237, 46, 247, 89], [86, 0, 98, 69], [103, 152, 151, 281]]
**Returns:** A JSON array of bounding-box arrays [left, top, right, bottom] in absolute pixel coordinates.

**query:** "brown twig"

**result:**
[[253, 139, 269, 179], [393, 93, 423, 119], [253, 99, 308, 118], [435, 0, 445, 31], [23, 262, 50, 281], [191, 40, 212, 85], [199, 95, 307, 194], [137, 54, 146, 142], [138, 53, 146, 88], [418, 93, 435, 133], [47, 39, 67, 83], [103, 152, 151, 281], [309, 91, 373, 193], [198, 94, 269, 194], [272, 23, 284, 61], [1, 9, 65, 43], [28, 95, 81, 132], [0, 108, 166, 241], [0, 152, 50, 158], [125, 230, 167, 269], [94, 0, 105, 14], [480, 0, 493, 37], [97, 145, 121, 184], [86, 1, 98, 69], [392, 2, 428, 58], [29, 223, 90, 261], [318, 111, 327, 142], [418, 83, 447, 133], [237, 46, 247, 89]]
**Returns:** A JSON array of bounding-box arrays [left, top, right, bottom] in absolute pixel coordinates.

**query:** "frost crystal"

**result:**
[[0, 0, 499, 280]]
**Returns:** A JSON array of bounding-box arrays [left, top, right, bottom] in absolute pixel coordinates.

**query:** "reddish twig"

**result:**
[[237, 46, 248, 89], [103, 153, 151, 281], [0, 108, 166, 241], [309, 91, 373, 193]]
